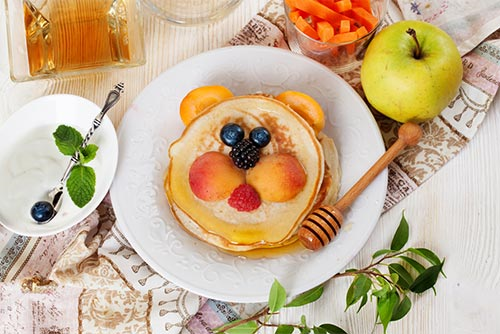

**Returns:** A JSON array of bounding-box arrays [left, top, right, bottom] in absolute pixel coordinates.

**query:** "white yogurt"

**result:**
[[0, 125, 68, 225]]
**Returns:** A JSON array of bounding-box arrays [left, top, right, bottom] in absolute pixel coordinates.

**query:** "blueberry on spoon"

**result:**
[[30, 201, 55, 223]]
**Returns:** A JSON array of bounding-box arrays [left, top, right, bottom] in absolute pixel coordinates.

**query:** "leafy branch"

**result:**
[[213, 213, 445, 334], [53, 125, 98, 208]]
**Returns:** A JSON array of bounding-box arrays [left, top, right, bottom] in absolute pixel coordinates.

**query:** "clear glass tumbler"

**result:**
[[141, 0, 242, 25], [284, 0, 388, 73], [4, 0, 146, 81]]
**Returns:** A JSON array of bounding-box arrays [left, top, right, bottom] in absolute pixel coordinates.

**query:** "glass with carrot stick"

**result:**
[[284, 0, 388, 73]]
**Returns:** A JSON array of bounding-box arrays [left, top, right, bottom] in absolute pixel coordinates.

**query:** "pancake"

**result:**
[[165, 95, 341, 252]]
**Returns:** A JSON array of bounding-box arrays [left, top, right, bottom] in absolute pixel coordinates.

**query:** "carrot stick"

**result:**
[[293, 0, 354, 27], [351, 0, 372, 12], [316, 21, 334, 42], [331, 0, 352, 13], [356, 25, 369, 38], [339, 19, 351, 33], [329, 31, 358, 44], [295, 15, 320, 40], [289, 10, 303, 23], [350, 7, 378, 31]]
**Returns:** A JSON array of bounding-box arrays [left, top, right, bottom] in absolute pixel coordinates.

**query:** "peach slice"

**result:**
[[246, 153, 307, 202], [180, 85, 233, 126], [189, 151, 245, 201], [275, 90, 325, 135]]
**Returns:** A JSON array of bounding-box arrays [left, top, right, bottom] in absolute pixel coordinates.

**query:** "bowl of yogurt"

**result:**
[[0, 94, 118, 236]]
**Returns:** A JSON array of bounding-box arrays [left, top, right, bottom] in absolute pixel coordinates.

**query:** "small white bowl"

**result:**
[[0, 94, 118, 236]]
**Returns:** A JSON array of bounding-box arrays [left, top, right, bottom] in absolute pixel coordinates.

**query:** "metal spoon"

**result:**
[[30, 82, 124, 224]]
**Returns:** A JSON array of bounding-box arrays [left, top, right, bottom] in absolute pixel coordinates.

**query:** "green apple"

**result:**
[[360, 20, 463, 123]]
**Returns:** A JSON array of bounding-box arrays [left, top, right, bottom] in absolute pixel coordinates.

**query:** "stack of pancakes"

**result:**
[[164, 94, 341, 252]]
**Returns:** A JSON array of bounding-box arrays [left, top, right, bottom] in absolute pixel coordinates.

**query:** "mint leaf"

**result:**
[[67, 165, 96, 208], [53, 125, 83, 156], [80, 144, 99, 164], [268, 279, 287, 313]]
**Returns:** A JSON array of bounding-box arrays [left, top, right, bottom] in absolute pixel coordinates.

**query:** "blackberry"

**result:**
[[229, 139, 260, 169]]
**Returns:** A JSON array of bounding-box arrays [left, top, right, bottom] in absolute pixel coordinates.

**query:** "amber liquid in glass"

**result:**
[[23, 0, 131, 76]]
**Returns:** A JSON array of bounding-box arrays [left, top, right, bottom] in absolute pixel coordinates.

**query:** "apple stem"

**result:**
[[406, 28, 422, 59]]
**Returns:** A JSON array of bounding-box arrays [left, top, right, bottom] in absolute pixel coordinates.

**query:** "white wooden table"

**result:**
[[1, 1, 499, 333]]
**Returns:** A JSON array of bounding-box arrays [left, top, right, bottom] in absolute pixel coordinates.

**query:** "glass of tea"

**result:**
[[141, 0, 242, 25], [4, 0, 146, 81]]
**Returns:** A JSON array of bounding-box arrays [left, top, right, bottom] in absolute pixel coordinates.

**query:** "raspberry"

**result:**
[[228, 184, 261, 212]]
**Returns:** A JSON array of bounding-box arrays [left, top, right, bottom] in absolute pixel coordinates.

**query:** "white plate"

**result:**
[[110, 45, 387, 303], [0, 94, 118, 237]]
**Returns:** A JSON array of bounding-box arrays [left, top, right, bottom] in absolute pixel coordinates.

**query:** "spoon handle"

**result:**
[[81, 82, 124, 148], [57, 83, 124, 184]]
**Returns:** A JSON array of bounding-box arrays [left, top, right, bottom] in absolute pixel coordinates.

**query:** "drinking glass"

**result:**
[[284, 0, 388, 73], [141, 0, 242, 25], [4, 0, 146, 81]]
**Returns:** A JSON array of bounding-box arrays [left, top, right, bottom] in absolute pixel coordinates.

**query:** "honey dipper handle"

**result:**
[[335, 122, 422, 212]]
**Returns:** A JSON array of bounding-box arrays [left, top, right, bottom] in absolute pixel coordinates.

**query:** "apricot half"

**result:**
[[189, 151, 245, 201], [246, 153, 307, 202], [275, 91, 325, 135], [179, 85, 233, 126]]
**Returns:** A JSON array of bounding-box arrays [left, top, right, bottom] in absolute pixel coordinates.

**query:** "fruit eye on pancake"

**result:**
[[164, 87, 341, 252]]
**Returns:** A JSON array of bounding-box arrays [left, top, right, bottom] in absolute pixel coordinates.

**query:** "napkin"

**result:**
[[1, 0, 500, 333]]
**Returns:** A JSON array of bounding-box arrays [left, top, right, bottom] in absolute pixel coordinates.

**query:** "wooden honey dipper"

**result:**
[[298, 122, 423, 251]]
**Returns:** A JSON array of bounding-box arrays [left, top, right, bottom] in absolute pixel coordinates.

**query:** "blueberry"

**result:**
[[220, 123, 244, 147], [249, 127, 271, 148], [30, 201, 54, 223]]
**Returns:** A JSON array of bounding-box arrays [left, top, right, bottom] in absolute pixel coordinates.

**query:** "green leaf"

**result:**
[[67, 165, 96, 208], [345, 274, 371, 310], [313, 327, 327, 334], [391, 295, 412, 321], [300, 328, 311, 334], [80, 144, 99, 164], [376, 289, 399, 333], [390, 213, 409, 251], [398, 256, 426, 274], [318, 324, 348, 334], [356, 293, 368, 313], [275, 325, 294, 334], [269, 279, 287, 313], [225, 321, 259, 334], [286, 285, 324, 308], [389, 263, 413, 290], [53, 125, 83, 156], [372, 286, 389, 298], [409, 260, 444, 293], [372, 249, 392, 259], [407, 248, 441, 266]]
